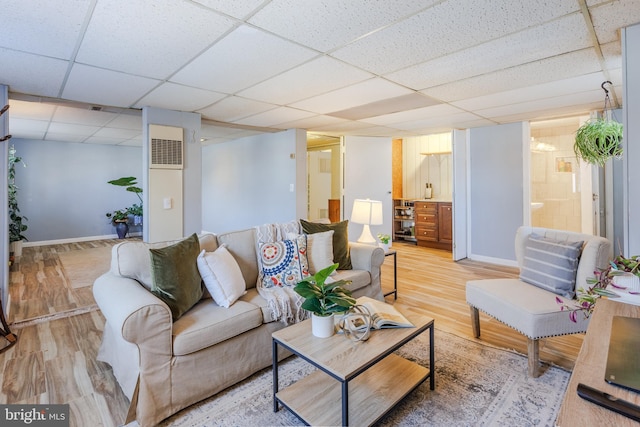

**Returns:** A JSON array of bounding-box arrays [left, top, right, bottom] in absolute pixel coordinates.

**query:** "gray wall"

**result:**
[[623, 23, 640, 256], [11, 138, 142, 242], [201, 128, 307, 234], [469, 122, 525, 262]]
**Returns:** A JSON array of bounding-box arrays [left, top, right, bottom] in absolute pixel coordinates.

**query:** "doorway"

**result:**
[[307, 133, 341, 221]]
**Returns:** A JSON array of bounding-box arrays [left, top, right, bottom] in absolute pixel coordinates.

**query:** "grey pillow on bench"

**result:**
[[519, 233, 584, 299]]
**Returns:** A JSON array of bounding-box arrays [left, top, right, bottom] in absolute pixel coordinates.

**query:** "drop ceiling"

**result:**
[[2, 0, 638, 146]]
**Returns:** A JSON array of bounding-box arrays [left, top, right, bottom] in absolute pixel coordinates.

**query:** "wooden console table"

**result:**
[[556, 298, 640, 426]]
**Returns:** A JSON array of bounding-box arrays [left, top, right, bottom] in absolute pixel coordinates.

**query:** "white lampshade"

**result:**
[[351, 199, 383, 244]]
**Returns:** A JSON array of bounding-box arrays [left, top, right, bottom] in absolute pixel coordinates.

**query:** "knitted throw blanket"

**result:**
[[255, 221, 309, 325]]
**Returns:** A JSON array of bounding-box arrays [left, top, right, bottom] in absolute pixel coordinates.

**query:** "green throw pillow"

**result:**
[[300, 219, 352, 270], [150, 233, 203, 320]]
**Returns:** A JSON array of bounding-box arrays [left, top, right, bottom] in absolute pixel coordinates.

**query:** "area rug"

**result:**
[[58, 246, 112, 289], [151, 329, 569, 427]]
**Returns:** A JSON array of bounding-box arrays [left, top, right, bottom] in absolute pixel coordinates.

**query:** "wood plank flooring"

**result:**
[[1, 239, 583, 427]]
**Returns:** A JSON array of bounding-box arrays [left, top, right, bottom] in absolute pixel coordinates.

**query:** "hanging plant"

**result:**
[[573, 81, 623, 167], [574, 118, 623, 167]]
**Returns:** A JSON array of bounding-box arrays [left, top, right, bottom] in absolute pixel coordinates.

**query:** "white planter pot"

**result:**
[[379, 242, 390, 252], [10, 240, 23, 257], [311, 313, 335, 338], [613, 274, 640, 292]]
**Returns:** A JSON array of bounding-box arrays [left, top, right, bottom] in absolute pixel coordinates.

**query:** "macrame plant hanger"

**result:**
[[0, 103, 17, 353]]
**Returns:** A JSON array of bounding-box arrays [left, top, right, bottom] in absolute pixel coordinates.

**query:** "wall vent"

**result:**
[[149, 124, 184, 170]]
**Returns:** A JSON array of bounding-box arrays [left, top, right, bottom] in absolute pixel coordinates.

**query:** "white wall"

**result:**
[[11, 138, 142, 242], [623, 22, 640, 256], [402, 132, 453, 200], [201, 129, 307, 234]]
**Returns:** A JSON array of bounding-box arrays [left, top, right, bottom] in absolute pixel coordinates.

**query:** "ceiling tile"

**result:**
[[193, 0, 266, 19], [248, 0, 439, 52], [198, 96, 276, 122], [106, 113, 142, 130], [362, 103, 468, 126], [0, 48, 68, 98], [332, 0, 579, 75], [238, 56, 373, 105], [52, 105, 118, 126], [76, 0, 235, 79], [8, 118, 48, 139], [83, 136, 128, 145], [422, 49, 602, 102], [44, 132, 88, 143], [1, 0, 91, 59], [233, 107, 316, 127], [386, 13, 590, 90], [328, 93, 441, 120], [62, 64, 160, 107], [590, 0, 640, 44], [134, 83, 226, 111], [47, 122, 99, 136], [171, 25, 317, 94], [390, 111, 487, 131], [291, 78, 414, 115], [92, 127, 141, 139], [280, 115, 349, 131]]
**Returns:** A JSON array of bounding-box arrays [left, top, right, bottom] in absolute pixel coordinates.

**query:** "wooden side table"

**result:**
[[383, 250, 397, 300]]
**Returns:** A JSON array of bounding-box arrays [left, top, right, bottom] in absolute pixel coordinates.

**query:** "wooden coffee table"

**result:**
[[272, 311, 434, 426]]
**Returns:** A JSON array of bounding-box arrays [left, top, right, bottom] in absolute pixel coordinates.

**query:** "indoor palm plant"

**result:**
[[294, 263, 356, 337]]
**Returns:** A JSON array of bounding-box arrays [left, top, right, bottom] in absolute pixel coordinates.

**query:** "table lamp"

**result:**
[[350, 199, 383, 244]]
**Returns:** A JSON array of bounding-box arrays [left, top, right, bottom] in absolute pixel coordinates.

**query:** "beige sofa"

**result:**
[[93, 225, 385, 426]]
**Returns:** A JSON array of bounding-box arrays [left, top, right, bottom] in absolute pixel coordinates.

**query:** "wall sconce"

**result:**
[[350, 199, 383, 244]]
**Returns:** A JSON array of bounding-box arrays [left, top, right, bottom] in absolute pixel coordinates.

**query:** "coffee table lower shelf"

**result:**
[[276, 353, 430, 426]]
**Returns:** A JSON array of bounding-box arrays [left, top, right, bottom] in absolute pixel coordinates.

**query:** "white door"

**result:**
[[343, 136, 393, 243]]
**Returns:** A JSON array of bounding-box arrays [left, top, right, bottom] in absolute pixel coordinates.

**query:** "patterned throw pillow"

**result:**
[[259, 235, 310, 288], [519, 234, 584, 298]]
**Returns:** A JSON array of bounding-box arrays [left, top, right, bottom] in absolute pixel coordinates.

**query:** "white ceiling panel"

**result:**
[[171, 25, 317, 94], [197, 96, 276, 122], [106, 114, 142, 130], [76, 0, 235, 79], [8, 118, 48, 139], [47, 122, 100, 136], [332, 0, 579, 75], [83, 136, 129, 145], [590, 0, 640, 44], [452, 72, 608, 111], [291, 78, 414, 115], [193, 0, 265, 19], [0, 49, 69, 98], [362, 104, 469, 126], [248, 0, 439, 52], [92, 127, 141, 139], [62, 64, 160, 107], [390, 111, 489, 132], [387, 13, 591, 91], [134, 83, 226, 111], [8, 100, 56, 121], [279, 115, 349, 131], [238, 56, 373, 105], [423, 48, 603, 102], [233, 107, 316, 127], [1, 0, 91, 59], [52, 106, 118, 126], [44, 132, 89, 143]]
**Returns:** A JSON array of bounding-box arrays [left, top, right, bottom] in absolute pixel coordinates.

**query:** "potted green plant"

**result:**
[[557, 254, 640, 322], [106, 176, 143, 238], [377, 233, 391, 252], [106, 208, 130, 239], [294, 263, 356, 337], [8, 145, 28, 256], [574, 118, 623, 167]]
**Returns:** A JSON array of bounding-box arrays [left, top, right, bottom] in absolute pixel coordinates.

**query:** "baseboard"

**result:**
[[468, 253, 518, 268], [23, 232, 142, 247]]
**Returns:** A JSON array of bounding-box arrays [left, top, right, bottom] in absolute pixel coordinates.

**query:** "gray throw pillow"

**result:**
[[519, 233, 584, 298]]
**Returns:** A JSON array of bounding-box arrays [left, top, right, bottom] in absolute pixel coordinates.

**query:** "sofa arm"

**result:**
[[349, 243, 385, 300], [93, 272, 172, 353]]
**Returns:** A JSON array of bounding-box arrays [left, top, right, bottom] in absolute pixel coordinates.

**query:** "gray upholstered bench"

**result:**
[[466, 226, 612, 377]]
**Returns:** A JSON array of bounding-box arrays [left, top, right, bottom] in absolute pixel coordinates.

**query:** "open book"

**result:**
[[346, 296, 414, 330]]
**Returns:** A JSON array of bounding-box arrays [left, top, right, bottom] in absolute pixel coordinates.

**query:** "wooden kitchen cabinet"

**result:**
[[414, 201, 452, 250]]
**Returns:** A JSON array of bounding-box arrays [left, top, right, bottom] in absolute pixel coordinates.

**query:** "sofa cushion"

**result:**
[[197, 245, 246, 308], [172, 299, 263, 356], [149, 233, 203, 321], [259, 235, 310, 288], [216, 228, 259, 290], [300, 219, 352, 270], [239, 288, 278, 324], [519, 234, 584, 299], [111, 233, 217, 290], [333, 269, 370, 293]]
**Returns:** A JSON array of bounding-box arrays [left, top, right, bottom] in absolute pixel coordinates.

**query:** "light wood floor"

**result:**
[[1, 239, 583, 426]]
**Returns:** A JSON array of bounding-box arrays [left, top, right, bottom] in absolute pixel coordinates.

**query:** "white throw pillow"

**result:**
[[287, 230, 334, 275], [197, 245, 246, 308]]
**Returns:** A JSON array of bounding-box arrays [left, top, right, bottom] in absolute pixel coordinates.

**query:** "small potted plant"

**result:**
[[294, 263, 356, 337], [377, 233, 391, 252], [106, 208, 130, 239], [558, 254, 640, 322], [574, 118, 623, 167]]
